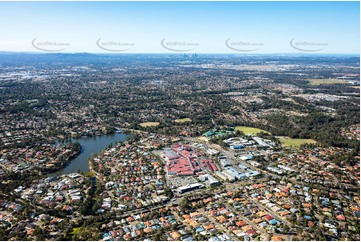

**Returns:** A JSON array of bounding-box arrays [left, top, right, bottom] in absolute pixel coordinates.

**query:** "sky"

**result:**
[[0, 1, 359, 54]]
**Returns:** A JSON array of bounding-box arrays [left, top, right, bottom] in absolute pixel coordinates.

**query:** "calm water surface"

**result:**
[[51, 132, 127, 176]]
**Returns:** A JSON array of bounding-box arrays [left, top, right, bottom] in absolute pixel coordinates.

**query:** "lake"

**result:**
[[51, 132, 127, 176]]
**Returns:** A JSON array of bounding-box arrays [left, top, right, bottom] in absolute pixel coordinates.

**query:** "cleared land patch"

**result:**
[[307, 79, 347, 86], [235, 126, 270, 135], [139, 122, 160, 127], [175, 118, 192, 123], [278, 136, 317, 147], [196, 136, 209, 143]]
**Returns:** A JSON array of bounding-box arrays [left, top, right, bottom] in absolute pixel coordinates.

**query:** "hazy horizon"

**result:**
[[0, 1, 359, 54]]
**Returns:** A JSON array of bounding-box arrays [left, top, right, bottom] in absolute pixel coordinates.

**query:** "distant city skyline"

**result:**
[[0, 1, 359, 54]]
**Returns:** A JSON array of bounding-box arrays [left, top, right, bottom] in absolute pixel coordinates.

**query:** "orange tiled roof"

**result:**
[[283, 204, 291, 209], [308, 221, 315, 227], [204, 223, 215, 230], [351, 206, 360, 211], [186, 219, 198, 227], [266, 194, 273, 199], [216, 215, 227, 223], [170, 231, 181, 239], [303, 203, 312, 208], [190, 212, 200, 218], [242, 225, 253, 232], [279, 211, 290, 216], [144, 227, 153, 233], [236, 220, 247, 227], [271, 236, 284, 241]]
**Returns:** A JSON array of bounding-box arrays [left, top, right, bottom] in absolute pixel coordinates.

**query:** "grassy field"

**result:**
[[83, 171, 95, 177], [235, 126, 270, 135], [175, 118, 192, 123], [307, 79, 347, 86], [197, 136, 209, 143], [139, 122, 160, 127], [278, 136, 317, 147], [70, 227, 81, 235]]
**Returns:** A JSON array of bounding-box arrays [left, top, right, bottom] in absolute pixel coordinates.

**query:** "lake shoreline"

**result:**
[[48, 132, 127, 176], [42, 148, 82, 174]]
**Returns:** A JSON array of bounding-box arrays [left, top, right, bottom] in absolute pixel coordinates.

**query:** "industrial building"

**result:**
[[177, 183, 205, 194], [199, 174, 220, 187]]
